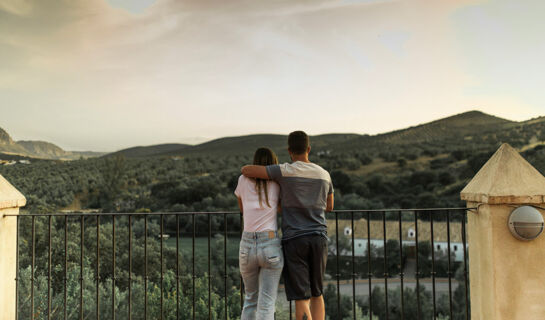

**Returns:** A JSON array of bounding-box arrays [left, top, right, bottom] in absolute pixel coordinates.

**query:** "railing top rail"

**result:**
[[332, 207, 474, 213], [2, 207, 475, 217], [2, 211, 239, 217]]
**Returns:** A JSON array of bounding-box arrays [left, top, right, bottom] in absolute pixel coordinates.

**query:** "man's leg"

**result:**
[[308, 236, 328, 320], [283, 237, 312, 319], [310, 295, 325, 320], [295, 299, 312, 320]]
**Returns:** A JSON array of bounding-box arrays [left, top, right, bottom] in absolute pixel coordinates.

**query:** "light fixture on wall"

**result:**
[[508, 206, 544, 241]]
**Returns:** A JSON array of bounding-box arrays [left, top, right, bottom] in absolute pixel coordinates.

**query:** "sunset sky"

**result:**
[[1, 0, 544, 151]]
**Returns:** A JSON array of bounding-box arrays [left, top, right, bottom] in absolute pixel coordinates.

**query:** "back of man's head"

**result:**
[[288, 131, 310, 155]]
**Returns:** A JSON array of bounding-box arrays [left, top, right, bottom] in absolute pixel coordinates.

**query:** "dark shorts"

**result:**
[[282, 235, 328, 301]]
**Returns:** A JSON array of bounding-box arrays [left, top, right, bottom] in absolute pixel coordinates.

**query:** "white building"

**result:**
[[328, 217, 466, 262]]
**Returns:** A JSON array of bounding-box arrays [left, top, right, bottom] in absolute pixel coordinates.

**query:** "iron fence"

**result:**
[[5, 208, 471, 320]]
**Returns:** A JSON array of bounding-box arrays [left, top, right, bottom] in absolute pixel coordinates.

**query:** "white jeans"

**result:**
[[239, 231, 284, 320]]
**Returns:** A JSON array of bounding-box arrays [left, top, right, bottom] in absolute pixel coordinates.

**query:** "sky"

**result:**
[[1, 0, 544, 151]]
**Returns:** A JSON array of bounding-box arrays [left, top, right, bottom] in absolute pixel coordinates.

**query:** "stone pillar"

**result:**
[[0, 174, 26, 320], [461, 143, 545, 320]]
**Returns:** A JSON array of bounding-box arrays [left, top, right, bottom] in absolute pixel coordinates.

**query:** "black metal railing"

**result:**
[[5, 208, 471, 320]]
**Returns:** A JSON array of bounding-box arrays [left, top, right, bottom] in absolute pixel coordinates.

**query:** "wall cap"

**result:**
[[461, 143, 545, 204], [0, 174, 26, 210]]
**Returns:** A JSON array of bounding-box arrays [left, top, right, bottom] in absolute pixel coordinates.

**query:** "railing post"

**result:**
[[0, 174, 26, 320], [461, 143, 545, 320]]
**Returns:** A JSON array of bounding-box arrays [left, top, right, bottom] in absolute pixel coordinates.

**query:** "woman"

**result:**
[[235, 147, 283, 320]]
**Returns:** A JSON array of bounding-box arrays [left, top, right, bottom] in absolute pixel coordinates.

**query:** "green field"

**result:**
[[165, 236, 240, 259]]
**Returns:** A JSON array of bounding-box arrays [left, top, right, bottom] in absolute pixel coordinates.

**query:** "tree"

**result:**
[[100, 155, 127, 211], [324, 284, 352, 320], [397, 158, 407, 168]]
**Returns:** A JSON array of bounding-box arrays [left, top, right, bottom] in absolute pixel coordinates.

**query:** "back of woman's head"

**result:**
[[252, 147, 278, 208], [253, 147, 278, 166]]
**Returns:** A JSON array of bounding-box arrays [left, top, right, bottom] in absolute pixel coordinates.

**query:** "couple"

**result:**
[[235, 131, 334, 320]]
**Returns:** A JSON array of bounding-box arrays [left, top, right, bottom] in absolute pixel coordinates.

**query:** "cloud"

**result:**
[[1, 0, 540, 151], [106, 0, 156, 14], [0, 0, 32, 15]]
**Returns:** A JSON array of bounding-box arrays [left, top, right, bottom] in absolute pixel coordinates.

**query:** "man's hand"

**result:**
[[241, 165, 269, 179], [326, 193, 334, 212]]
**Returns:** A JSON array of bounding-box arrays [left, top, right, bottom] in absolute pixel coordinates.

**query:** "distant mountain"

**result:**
[[72, 151, 108, 158], [17, 140, 68, 159], [0, 128, 32, 155], [107, 143, 191, 158], [151, 133, 360, 158], [0, 127, 105, 160], [374, 110, 513, 144], [0, 127, 14, 144], [162, 134, 288, 157], [111, 110, 516, 158], [331, 110, 516, 152], [3, 110, 541, 161], [106, 133, 360, 159]]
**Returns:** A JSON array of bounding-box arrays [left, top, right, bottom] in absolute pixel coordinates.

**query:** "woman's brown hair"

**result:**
[[253, 147, 279, 208]]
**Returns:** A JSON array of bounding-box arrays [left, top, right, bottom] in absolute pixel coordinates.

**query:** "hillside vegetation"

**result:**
[[106, 110, 532, 159], [110, 133, 360, 158], [108, 143, 190, 158], [2, 110, 545, 214]]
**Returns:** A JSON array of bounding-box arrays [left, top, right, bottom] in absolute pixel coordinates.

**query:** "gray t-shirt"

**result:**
[[266, 161, 334, 241]]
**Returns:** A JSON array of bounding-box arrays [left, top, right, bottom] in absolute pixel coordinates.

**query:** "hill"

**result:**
[[2, 110, 541, 161], [72, 151, 109, 158], [374, 110, 512, 143], [106, 134, 359, 159], [107, 110, 518, 159], [0, 127, 105, 160], [155, 133, 360, 158], [0, 127, 14, 144], [0, 128, 34, 156], [108, 143, 190, 158], [333, 111, 514, 152], [17, 140, 68, 159]]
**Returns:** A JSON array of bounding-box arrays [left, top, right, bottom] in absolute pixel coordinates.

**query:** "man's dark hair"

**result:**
[[288, 131, 310, 155]]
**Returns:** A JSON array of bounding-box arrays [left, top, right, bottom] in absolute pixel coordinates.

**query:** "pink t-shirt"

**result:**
[[234, 175, 280, 232]]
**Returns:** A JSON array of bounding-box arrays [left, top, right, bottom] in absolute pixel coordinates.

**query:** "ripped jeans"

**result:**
[[239, 231, 284, 320]]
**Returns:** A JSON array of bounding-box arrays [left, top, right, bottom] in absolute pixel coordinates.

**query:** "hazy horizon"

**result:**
[[2, 0, 544, 151], [0, 109, 538, 153]]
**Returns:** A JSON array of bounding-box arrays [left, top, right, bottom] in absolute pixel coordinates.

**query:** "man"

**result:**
[[242, 131, 334, 320]]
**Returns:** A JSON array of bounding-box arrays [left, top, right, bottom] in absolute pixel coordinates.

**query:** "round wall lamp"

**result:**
[[508, 206, 544, 241]]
